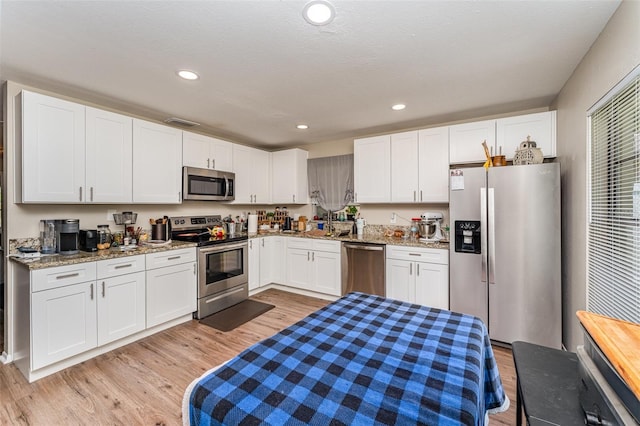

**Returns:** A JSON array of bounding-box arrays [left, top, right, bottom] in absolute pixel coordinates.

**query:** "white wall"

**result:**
[[554, 0, 640, 350]]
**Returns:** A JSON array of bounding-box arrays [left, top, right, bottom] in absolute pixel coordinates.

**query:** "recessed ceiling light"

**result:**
[[391, 104, 406, 111], [303, 0, 335, 26], [297, 124, 309, 130], [177, 70, 199, 80]]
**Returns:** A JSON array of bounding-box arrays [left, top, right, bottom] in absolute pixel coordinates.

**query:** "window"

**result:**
[[588, 66, 640, 323]]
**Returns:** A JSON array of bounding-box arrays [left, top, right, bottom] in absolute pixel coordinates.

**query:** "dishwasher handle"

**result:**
[[343, 244, 384, 251]]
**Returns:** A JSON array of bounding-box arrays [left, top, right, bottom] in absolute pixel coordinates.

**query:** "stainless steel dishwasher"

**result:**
[[341, 242, 385, 296]]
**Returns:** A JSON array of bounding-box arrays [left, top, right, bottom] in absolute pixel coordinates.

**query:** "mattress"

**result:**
[[184, 292, 508, 425]]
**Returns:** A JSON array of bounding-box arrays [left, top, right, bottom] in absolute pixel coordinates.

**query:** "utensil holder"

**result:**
[[151, 223, 167, 241]]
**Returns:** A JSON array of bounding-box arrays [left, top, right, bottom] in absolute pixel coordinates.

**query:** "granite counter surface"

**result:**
[[250, 230, 449, 250], [9, 240, 197, 270]]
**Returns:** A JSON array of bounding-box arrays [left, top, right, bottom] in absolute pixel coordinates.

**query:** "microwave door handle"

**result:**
[[224, 177, 230, 199]]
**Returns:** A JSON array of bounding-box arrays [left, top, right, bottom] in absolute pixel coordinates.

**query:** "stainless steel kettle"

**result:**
[[283, 217, 293, 231]]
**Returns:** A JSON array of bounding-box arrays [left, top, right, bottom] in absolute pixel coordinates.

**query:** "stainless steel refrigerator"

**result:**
[[449, 162, 561, 349]]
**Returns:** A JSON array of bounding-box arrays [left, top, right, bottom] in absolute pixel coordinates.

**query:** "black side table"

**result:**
[[512, 341, 584, 425]]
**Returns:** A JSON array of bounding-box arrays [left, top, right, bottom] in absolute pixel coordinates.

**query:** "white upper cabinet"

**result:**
[[449, 111, 557, 164], [390, 131, 419, 203], [496, 111, 556, 160], [418, 127, 449, 202], [448, 119, 496, 165], [354, 135, 391, 203], [271, 148, 308, 204], [182, 131, 233, 172], [132, 119, 183, 203], [232, 144, 271, 204], [21, 90, 86, 203], [86, 107, 133, 203]]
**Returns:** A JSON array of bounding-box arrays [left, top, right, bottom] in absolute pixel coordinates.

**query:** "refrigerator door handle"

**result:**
[[480, 188, 487, 282], [488, 188, 496, 284]]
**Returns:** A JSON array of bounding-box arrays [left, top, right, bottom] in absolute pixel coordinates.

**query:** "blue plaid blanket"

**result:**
[[187, 292, 506, 425]]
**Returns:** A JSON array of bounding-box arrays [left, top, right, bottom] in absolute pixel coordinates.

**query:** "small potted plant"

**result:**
[[345, 205, 358, 221]]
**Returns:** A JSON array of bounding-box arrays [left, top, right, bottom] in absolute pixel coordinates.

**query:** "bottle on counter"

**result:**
[[97, 224, 112, 250]]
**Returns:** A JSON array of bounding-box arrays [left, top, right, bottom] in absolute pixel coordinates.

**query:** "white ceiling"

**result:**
[[0, 1, 620, 149]]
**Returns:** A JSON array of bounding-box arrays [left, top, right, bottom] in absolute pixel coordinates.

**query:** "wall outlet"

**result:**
[[107, 209, 116, 221], [390, 212, 396, 224]]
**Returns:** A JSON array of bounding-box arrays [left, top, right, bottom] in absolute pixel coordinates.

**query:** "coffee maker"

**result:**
[[55, 219, 80, 255], [419, 212, 444, 242]]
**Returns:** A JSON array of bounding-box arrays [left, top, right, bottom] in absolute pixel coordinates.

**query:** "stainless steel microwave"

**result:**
[[182, 167, 235, 201]]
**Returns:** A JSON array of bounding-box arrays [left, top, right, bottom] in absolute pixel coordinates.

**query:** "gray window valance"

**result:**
[[307, 154, 354, 212]]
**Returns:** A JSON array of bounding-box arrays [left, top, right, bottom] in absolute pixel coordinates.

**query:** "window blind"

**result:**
[[588, 68, 640, 323]]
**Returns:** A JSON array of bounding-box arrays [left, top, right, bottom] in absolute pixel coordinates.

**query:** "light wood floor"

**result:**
[[0, 289, 516, 425]]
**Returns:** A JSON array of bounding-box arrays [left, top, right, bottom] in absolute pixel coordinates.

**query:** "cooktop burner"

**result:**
[[170, 215, 248, 247]]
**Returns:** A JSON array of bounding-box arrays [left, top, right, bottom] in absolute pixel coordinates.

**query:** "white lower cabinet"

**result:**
[[385, 245, 449, 310], [248, 238, 261, 291], [17, 247, 198, 382], [249, 236, 286, 291], [32, 279, 98, 370], [96, 255, 146, 346], [145, 248, 197, 328], [285, 238, 341, 296]]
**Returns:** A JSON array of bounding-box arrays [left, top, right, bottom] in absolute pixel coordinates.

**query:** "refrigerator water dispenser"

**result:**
[[454, 221, 481, 253]]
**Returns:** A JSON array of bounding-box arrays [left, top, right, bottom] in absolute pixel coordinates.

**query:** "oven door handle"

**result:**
[[199, 241, 248, 253]]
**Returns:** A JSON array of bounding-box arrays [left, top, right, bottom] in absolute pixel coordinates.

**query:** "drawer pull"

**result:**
[[115, 264, 132, 269], [56, 272, 80, 280], [409, 253, 422, 256], [167, 256, 180, 261]]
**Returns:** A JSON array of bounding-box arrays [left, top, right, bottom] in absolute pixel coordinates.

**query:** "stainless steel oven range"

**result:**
[[170, 215, 248, 319]]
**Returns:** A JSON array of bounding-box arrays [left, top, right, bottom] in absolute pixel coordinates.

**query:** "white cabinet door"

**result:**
[[414, 262, 449, 310], [311, 250, 341, 296], [496, 111, 556, 159], [418, 127, 449, 202], [21, 90, 86, 203], [270, 237, 286, 285], [183, 131, 233, 171], [97, 271, 146, 345], [232, 145, 271, 204], [271, 149, 308, 204], [86, 107, 133, 203], [249, 238, 261, 291], [146, 262, 197, 327], [385, 259, 413, 303], [449, 119, 496, 165], [390, 131, 419, 203], [354, 135, 391, 203], [286, 248, 312, 290], [132, 119, 182, 203], [31, 282, 97, 370]]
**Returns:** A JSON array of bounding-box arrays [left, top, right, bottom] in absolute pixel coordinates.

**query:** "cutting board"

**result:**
[[576, 310, 640, 399]]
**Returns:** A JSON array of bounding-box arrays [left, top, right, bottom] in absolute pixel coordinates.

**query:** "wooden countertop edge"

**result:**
[[576, 310, 640, 400]]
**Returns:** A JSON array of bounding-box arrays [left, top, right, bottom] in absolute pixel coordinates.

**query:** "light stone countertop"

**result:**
[[9, 240, 198, 270], [250, 230, 449, 250]]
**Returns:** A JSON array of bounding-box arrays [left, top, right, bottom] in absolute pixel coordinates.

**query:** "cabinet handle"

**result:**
[[261, 239, 265, 247], [207, 158, 210, 168], [355, 193, 357, 203], [90, 283, 94, 300], [115, 264, 132, 269], [249, 240, 252, 249], [409, 263, 413, 275], [293, 194, 296, 203], [194, 264, 196, 275], [167, 256, 180, 261], [416, 264, 420, 276], [56, 272, 79, 280], [413, 190, 416, 202], [312, 252, 315, 261], [420, 190, 423, 202], [212, 159, 216, 169], [178, 191, 182, 201], [90, 187, 94, 202], [102, 281, 105, 297], [307, 251, 310, 261], [79, 186, 83, 202]]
